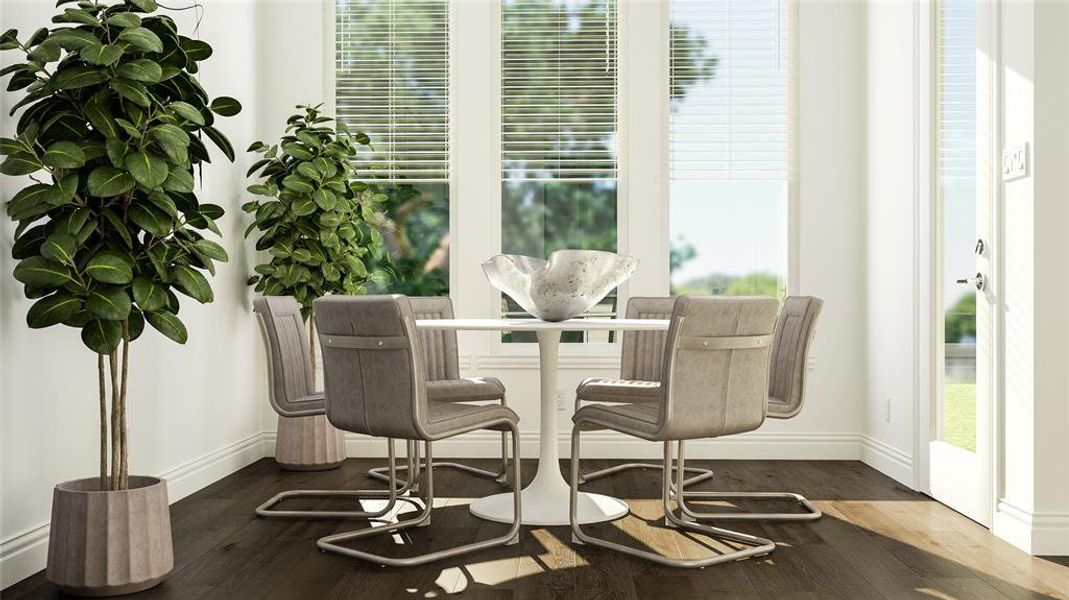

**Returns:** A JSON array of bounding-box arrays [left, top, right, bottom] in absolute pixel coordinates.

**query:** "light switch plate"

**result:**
[[1002, 143, 1029, 181]]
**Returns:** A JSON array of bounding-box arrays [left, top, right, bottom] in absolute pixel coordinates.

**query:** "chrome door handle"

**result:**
[[956, 272, 986, 291]]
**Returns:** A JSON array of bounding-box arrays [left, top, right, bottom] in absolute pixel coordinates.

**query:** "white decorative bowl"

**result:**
[[482, 250, 639, 322]]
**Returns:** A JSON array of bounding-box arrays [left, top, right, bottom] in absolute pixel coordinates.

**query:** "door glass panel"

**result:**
[[938, 0, 977, 452]]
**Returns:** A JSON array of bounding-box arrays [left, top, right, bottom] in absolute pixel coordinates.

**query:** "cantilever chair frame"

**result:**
[[576, 298, 712, 490], [569, 300, 780, 568], [312, 295, 522, 567], [675, 296, 824, 523], [367, 297, 510, 490]]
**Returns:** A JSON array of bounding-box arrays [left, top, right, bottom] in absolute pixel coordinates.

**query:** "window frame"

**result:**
[[325, 0, 799, 363]]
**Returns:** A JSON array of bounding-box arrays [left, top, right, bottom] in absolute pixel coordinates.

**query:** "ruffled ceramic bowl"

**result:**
[[482, 250, 639, 322]]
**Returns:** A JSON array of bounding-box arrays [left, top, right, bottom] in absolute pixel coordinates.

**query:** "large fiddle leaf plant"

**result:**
[[0, 0, 240, 491], [244, 104, 389, 369]]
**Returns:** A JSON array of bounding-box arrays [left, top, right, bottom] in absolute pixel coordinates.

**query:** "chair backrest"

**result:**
[[252, 296, 323, 417], [314, 295, 428, 440], [621, 297, 675, 381], [409, 296, 460, 381], [657, 296, 780, 440], [767, 296, 823, 419]]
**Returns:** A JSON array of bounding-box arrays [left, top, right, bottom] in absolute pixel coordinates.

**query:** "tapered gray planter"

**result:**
[[47, 476, 173, 597], [275, 414, 346, 470]]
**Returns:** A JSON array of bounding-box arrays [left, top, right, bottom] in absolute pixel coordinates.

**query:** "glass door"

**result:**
[[929, 0, 994, 526]]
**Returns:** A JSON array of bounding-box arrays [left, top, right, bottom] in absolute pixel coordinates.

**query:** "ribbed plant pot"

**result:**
[[47, 476, 173, 597], [275, 414, 346, 470]]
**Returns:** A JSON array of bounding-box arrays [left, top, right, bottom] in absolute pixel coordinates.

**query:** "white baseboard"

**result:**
[[0, 432, 268, 591], [858, 435, 914, 487], [993, 500, 1069, 556], [262, 430, 863, 461]]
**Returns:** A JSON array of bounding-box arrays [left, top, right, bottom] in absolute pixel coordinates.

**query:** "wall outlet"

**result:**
[[557, 389, 569, 411], [884, 397, 892, 423], [1002, 143, 1029, 181]]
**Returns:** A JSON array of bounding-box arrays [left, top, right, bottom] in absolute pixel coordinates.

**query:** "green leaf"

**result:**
[[28, 41, 61, 63], [13, 256, 74, 288], [209, 96, 241, 117], [1, 152, 41, 176], [173, 264, 213, 303], [193, 239, 228, 261], [169, 101, 204, 126], [49, 29, 99, 51], [180, 38, 212, 61], [51, 66, 106, 90], [105, 12, 142, 28], [42, 141, 85, 168], [48, 173, 79, 205], [201, 125, 234, 161], [132, 277, 167, 311], [312, 187, 336, 210], [27, 293, 81, 328], [149, 123, 189, 153], [296, 161, 321, 181], [144, 310, 187, 344], [79, 43, 124, 66], [110, 78, 150, 107], [129, 203, 172, 236], [102, 208, 133, 248], [116, 58, 162, 83], [129, 0, 159, 11], [146, 190, 177, 216], [81, 319, 122, 354], [118, 27, 163, 53], [290, 197, 316, 216], [54, 8, 100, 27], [86, 93, 119, 138], [86, 252, 134, 284], [282, 174, 313, 195], [281, 141, 311, 161], [162, 167, 194, 193], [7, 184, 52, 220], [87, 166, 135, 197], [115, 118, 142, 140], [0, 137, 23, 155], [41, 231, 77, 265], [124, 151, 168, 188], [87, 285, 132, 320]]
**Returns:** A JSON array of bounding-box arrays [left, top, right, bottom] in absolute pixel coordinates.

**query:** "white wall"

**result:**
[[0, 1, 266, 588]]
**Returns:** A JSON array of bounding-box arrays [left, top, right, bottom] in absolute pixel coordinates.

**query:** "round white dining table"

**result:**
[[415, 317, 670, 526]]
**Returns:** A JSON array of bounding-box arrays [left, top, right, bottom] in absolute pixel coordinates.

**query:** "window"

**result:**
[[668, 0, 792, 298], [500, 0, 619, 342], [336, 0, 451, 295]]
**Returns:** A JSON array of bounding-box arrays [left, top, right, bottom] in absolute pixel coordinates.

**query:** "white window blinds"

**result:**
[[501, 0, 618, 182], [937, 0, 976, 181], [335, 0, 450, 182], [669, 0, 792, 181]]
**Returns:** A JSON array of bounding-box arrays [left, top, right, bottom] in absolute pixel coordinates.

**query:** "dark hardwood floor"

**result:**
[[5, 458, 1067, 599]]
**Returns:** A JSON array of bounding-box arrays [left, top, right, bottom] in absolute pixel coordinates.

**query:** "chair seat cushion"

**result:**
[[572, 403, 662, 440], [424, 400, 518, 439], [575, 378, 660, 403], [426, 377, 506, 402]]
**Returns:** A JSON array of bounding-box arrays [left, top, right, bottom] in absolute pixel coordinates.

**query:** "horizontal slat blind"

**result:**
[[938, 0, 976, 181], [501, 0, 618, 182], [336, 0, 450, 182], [670, 0, 791, 181]]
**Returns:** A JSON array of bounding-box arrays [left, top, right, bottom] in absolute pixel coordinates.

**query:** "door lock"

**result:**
[[975, 239, 986, 256], [955, 272, 986, 291]]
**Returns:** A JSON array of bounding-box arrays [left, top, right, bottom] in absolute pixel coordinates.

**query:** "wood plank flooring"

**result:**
[[5, 458, 1067, 599]]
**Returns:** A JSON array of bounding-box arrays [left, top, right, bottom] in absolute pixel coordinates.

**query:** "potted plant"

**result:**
[[244, 103, 388, 469], [1, 0, 240, 595]]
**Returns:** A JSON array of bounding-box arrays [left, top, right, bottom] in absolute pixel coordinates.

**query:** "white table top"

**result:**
[[415, 318, 669, 331]]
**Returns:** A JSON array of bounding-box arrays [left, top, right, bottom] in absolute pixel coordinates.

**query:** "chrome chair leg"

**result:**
[[674, 441, 821, 522], [368, 398, 512, 487], [569, 428, 776, 569], [256, 439, 423, 519], [317, 422, 523, 567]]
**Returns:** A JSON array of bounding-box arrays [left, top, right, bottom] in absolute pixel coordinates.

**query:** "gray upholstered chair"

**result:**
[[570, 296, 779, 568], [314, 295, 522, 566], [254, 296, 408, 518], [366, 296, 510, 488], [574, 297, 713, 488], [676, 295, 824, 522]]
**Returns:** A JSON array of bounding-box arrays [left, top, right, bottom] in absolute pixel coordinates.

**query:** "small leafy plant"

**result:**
[[1, 0, 240, 491], [244, 104, 389, 359]]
